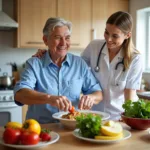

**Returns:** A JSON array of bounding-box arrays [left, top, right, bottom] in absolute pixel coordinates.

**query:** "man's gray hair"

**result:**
[[43, 17, 72, 37]]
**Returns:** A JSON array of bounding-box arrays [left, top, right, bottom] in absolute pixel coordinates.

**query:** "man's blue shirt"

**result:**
[[14, 51, 101, 123]]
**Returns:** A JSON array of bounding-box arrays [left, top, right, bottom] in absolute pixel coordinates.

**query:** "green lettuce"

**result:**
[[122, 99, 150, 119]]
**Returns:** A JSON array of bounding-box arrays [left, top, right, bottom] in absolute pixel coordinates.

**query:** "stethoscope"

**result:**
[[94, 42, 125, 72]]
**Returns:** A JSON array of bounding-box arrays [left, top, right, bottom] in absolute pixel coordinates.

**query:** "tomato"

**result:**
[[3, 128, 21, 144], [69, 106, 75, 113], [20, 131, 39, 145], [22, 119, 41, 135], [40, 128, 51, 141]]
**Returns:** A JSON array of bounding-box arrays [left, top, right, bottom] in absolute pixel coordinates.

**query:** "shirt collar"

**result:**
[[101, 43, 108, 55], [101, 43, 124, 59], [65, 53, 71, 66], [43, 51, 70, 67]]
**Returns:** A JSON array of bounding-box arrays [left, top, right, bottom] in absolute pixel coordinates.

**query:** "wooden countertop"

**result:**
[[0, 123, 150, 150]]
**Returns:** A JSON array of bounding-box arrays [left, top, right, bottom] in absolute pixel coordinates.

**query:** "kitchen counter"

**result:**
[[137, 91, 150, 100], [0, 123, 150, 150]]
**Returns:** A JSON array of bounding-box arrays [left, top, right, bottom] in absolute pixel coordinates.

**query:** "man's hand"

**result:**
[[48, 95, 72, 111], [78, 95, 95, 110], [32, 49, 47, 58]]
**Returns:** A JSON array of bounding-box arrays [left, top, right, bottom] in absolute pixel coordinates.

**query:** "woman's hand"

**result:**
[[32, 49, 47, 58], [47, 95, 72, 111], [78, 95, 95, 110]]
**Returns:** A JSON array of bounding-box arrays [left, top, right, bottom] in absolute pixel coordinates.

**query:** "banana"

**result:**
[[5, 122, 22, 129]]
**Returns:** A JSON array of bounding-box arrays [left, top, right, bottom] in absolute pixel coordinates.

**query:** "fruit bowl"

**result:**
[[121, 114, 150, 130]]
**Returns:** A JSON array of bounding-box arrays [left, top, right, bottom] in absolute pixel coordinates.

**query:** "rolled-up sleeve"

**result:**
[[14, 60, 37, 105], [126, 54, 143, 89]]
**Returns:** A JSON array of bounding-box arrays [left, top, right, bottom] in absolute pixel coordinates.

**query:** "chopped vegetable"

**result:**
[[68, 106, 75, 113], [122, 99, 150, 119], [76, 113, 102, 138]]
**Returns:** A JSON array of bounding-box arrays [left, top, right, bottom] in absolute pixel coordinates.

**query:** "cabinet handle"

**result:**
[[27, 42, 80, 46], [71, 43, 80, 46], [27, 42, 43, 44]]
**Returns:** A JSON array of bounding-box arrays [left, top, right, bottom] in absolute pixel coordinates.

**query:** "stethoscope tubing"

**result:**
[[94, 42, 125, 72], [94, 42, 106, 72]]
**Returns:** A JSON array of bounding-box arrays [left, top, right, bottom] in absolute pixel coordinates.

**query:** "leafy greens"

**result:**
[[76, 113, 101, 138], [122, 99, 150, 119]]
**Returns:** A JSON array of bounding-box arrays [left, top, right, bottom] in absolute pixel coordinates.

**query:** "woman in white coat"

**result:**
[[81, 11, 143, 120], [33, 11, 143, 120]]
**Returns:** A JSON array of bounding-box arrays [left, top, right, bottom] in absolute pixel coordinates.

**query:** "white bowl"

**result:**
[[52, 110, 110, 130]]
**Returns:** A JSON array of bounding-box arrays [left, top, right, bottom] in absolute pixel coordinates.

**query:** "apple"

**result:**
[[100, 121, 123, 137]]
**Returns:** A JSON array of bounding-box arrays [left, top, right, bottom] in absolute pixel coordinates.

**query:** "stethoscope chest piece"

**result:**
[[94, 66, 100, 72]]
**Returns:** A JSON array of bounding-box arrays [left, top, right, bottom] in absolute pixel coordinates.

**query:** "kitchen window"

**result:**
[[136, 8, 150, 72], [146, 12, 150, 71]]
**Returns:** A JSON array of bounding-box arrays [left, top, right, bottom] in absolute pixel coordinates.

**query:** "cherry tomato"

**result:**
[[40, 128, 51, 141], [3, 128, 21, 144], [20, 131, 39, 145], [69, 106, 75, 113]]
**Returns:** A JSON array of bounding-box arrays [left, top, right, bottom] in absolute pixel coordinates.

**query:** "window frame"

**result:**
[[145, 12, 150, 71]]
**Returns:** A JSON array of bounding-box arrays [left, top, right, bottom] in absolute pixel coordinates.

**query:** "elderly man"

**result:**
[[14, 17, 103, 124]]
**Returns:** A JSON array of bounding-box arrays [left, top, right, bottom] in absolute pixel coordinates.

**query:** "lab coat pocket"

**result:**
[[69, 78, 83, 99]]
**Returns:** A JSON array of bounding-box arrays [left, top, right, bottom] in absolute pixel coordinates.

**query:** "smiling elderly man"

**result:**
[[14, 17, 103, 124]]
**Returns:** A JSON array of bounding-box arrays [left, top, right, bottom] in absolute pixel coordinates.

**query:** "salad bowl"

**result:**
[[121, 114, 150, 130], [122, 99, 150, 130]]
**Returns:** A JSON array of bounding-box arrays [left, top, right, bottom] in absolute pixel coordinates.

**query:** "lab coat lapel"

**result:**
[[101, 44, 109, 69]]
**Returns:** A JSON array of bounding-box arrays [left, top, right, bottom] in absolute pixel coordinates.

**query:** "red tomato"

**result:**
[[20, 131, 39, 145], [69, 106, 75, 113], [3, 128, 21, 144]]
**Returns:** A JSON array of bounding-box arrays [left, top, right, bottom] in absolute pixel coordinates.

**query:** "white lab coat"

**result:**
[[81, 39, 143, 120]]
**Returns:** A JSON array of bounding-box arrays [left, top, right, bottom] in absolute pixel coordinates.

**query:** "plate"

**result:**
[[73, 129, 131, 143], [52, 110, 110, 129], [0, 131, 59, 149], [52, 110, 110, 121]]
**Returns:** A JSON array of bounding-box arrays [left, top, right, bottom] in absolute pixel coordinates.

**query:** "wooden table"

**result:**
[[0, 123, 150, 150]]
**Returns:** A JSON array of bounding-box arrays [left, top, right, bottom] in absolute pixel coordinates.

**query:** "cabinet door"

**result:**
[[92, 0, 129, 40], [17, 0, 57, 48], [57, 0, 92, 49]]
